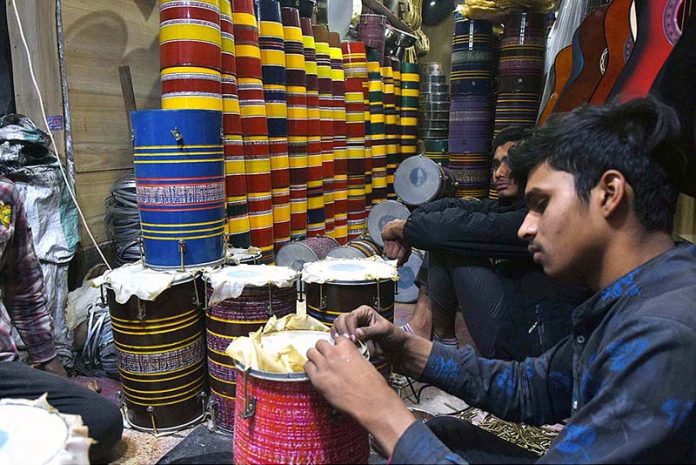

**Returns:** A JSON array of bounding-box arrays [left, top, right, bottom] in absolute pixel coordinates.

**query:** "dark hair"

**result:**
[[508, 98, 684, 233], [492, 126, 531, 152]]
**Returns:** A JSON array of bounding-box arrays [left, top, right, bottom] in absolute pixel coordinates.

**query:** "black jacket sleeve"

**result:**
[[402, 198, 530, 257]]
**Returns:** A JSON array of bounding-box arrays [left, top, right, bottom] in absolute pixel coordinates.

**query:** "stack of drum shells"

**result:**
[[418, 62, 449, 166]]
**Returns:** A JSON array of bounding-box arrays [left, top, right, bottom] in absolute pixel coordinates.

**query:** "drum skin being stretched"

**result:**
[[394, 155, 457, 207]]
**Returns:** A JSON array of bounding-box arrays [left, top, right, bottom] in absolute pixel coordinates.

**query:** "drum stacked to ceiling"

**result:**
[[329, 32, 349, 244], [382, 57, 398, 200], [399, 62, 420, 164], [388, 57, 402, 199], [367, 48, 388, 205], [448, 12, 496, 199], [418, 62, 449, 166]]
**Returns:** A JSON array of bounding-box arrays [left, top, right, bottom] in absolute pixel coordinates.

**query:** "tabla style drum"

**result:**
[[202, 265, 298, 433], [394, 154, 458, 207], [275, 236, 340, 271], [131, 109, 226, 270], [0, 397, 93, 465], [326, 237, 382, 259], [233, 330, 370, 464], [395, 249, 424, 304], [367, 200, 410, 248], [303, 259, 397, 378], [103, 264, 208, 433], [225, 247, 262, 265]]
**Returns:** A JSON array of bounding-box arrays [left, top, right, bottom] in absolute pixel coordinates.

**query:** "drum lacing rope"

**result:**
[[104, 173, 142, 266]]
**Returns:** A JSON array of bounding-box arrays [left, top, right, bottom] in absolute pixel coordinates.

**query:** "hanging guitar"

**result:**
[[553, 1, 612, 113], [589, 0, 635, 105], [609, 0, 688, 102]]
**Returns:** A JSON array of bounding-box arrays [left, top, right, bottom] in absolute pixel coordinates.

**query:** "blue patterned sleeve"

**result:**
[[540, 316, 696, 463], [418, 342, 573, 426], [389, 422, 469, 464]]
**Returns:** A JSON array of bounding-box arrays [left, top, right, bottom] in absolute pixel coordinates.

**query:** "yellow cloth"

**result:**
[[457, 0, 558, 19]]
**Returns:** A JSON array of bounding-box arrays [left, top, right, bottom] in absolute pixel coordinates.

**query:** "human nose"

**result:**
[[518, 212, 538, 241]]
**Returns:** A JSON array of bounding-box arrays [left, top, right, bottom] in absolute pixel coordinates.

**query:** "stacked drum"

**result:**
[[399, 62, 420, 163], [418, 62, 449, 166], [448, 13, 496, 199]]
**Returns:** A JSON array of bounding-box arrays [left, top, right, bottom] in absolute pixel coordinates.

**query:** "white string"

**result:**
[[9, 0, 112, 270]]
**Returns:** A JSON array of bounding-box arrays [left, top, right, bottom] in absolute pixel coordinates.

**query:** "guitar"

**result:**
[[554, 2, 611, 113], [537, 45, 573, 125], [609, 0, 687, 102]]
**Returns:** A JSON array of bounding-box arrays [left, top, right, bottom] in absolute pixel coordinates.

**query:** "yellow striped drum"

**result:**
[[330, 32, 348, 245], [131, 109, 225, 270], [160, 0, 222, 71]]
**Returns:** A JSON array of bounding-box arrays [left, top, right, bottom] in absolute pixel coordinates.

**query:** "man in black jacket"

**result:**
[[383, 127, 585, 359]]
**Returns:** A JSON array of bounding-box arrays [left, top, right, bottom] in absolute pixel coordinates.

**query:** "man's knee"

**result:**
[[71, 390, 123, 458]]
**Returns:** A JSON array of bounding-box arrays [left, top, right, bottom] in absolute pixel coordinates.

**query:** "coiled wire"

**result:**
[[104, 173, 142, 265], [74, 298, 119, 379]]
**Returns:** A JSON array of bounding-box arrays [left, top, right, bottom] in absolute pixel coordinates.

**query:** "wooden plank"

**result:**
[[119, 65, 137, 133], [674, 194, 695, 243], [6, 0, 66, 160]]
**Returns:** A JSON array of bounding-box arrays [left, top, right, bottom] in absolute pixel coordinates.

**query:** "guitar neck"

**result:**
[[587, 0, 613, 13]]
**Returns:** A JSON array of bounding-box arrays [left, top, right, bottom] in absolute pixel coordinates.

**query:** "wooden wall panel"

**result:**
[[675, 194, 695, 243], [62, 0, 160, 242]]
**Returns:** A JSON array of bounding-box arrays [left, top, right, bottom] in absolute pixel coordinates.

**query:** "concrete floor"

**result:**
[[104, 302, 474, 464]]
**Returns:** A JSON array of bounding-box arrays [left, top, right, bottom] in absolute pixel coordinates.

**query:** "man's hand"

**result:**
[[305, 337, 416, 457], [381, 219, 407, 242], [383, 239, 412, 267], [35, 357, 68, 378], [331, 305, 408, 363]]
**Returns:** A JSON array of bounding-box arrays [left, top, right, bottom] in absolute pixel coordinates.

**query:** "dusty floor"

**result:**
[[102, 302, 474, 464]]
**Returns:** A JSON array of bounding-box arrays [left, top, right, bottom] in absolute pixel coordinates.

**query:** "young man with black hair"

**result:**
[[383, 126, 585, 359], [306, 98, 696, 463]]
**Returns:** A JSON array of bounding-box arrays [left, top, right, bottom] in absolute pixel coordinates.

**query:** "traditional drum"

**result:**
[[275, 235, 340, 271], [102, 264, 208, 433], [303, 258, 397, 377], [225, 246, 262, 265], [203, 265, 298, 433], [232, 330, 370, 464], [0, 397, 92, 465], [326, 237, 382, 259], [367, 200, 410, 248], [160, 0, 222, 71], [131, 109, 225, 270], [394, 155, 458, 206], [395, 249, 425, 303]]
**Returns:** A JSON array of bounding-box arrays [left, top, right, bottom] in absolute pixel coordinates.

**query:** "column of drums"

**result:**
[[330, 32, 349, 245]]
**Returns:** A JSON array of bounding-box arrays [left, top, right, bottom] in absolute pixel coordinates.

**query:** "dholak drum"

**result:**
[[395, 249, 425, 304], [326, 237, 382, 259], [0, 397, 92, 465], [233, 330, 370, 464], [225, 247, 262, 265], [303, 259, 397, 378], [275, 236, 340, 271], [103, 264, 208, 433], [131, 109, 225, 270], [367, 200, 410, 247], [202, 265, 299, 433], [394, 154, 458, 206]]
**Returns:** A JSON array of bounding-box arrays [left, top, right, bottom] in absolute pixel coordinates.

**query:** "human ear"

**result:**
[[597, 170, 627, 218]]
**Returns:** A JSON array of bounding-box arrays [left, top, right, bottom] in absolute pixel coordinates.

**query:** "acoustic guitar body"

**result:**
[[537, 44, 573, 125], [554, 4, 610, 113], [609, 0, 684, 102], [590, 0, 635, 104]]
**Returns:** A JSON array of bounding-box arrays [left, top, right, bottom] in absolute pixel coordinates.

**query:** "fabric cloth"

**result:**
[[392, 416, 538, 464], [0, 176, 55, 363], [0, 361, 123, 460], [393, 243, 696, 463]]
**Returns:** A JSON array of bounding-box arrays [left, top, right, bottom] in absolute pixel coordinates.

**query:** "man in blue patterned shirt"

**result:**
[[305, 98, 696, 463]]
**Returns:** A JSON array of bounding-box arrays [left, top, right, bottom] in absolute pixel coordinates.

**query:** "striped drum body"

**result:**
[[160, 0, 222, 71], [161, 66, 223, 111], [388, 57, 401, 199], [132, 109, 225, 270], [368, 49, 387, 205], [329, 32, 349, 244], [400, 62, 419, 162]]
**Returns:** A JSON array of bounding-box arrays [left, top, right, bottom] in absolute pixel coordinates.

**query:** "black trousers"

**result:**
[[425, 416, 539, 464], [0, 361, 123, 460]]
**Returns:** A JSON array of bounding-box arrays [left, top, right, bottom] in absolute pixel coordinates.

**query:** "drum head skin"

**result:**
[[396, 250, 424, 303], [302, 258, 398, 283], [0, 404, 69, 465], [367, 200, 411, 247], [326, 246, 367, 259], [327, 0, 357, 39], [276, 242, 319, 271], [394, 155, 443, 206]]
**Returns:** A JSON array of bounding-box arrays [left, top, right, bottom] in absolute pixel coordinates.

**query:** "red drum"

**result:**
[[104, 267, 207, 433], [326, 237, 382, 259], [203, 265, 298, 433], [275, 235, 340, 271], [233, 331, 370, 464], [161, 66, 223, 111], [303, 259, 397, 378], [394, 155, 458, 206], [160, 0, 222, 71], [330, 32, 349, 245]]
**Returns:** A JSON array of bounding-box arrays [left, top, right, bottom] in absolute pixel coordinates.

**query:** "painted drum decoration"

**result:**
[[366, 200, 410, 248], [161, 66, 223, 111], [394, 155, 458, 206], [104, 268, 208, 433], [203, 265, 298, 433], [326, 237, 382, 259], [395, 249, 424, 303], [275, 235, 340, 271], [329, 31, 349, 244], [233, 330, 370, 464], [160, 0, 222, 71], [131, 109, 225, 270], [303, 258, 397, 378]]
